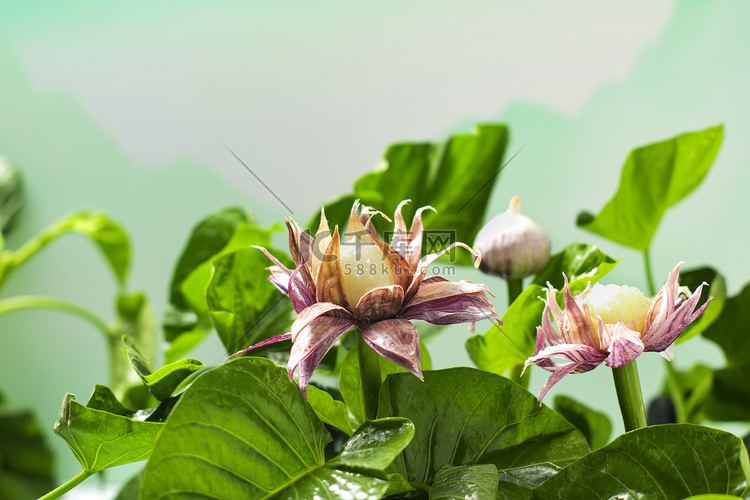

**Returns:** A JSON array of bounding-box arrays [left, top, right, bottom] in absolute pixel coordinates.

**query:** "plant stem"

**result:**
[[357, 331, 381, 421], [506, 277, 530, 388], [642, 249, 657, 296], [611, 361, 648, 431], [38, 470, 94, 500], [0, 295, 111, 336]]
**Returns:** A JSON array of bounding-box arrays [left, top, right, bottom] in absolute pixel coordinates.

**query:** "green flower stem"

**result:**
[[642, 249, 657, 296], [507, 277, 530, 388], [38, 470, 94, 500], [357, 331, 381, 421], [611, 360, 648, 431], [0, 295, 110, 336]]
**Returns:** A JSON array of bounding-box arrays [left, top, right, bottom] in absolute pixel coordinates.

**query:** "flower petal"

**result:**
[[355, 285, 405, 322], [287, 266, 317, 313], [391, 201, 436, 269], [601, 321, 645, 368], [285, 219, 315, 288], [361, 319, 423, 380], [404, 241, 478, 304], [315, 227, 350, 308], [561, 275, 600, 348], [524, 343, 605, 401], [400, 280, 497, 325], [288, 317, 356, 399], [227, 333, 292, 361], [291, 302, 353, 342]]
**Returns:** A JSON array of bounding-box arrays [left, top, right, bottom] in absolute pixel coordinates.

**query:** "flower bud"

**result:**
[[474, 196, 550, 279]]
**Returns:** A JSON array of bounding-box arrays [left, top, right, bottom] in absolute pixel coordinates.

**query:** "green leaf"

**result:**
[[577, 125, 723, 251], [140, 357, 413, 499], [531, 424, 750, 499], [675, 267, 726, 344], [67, 210, 131, 285], [206, 247, 294, 355], [0, 155, 24, 235], [553, 395, 611, 450], [339, 341, 431, 427], [168, 206, 254, 310], [0, 394, 55, 499], [124, 336, 204, 401], [466, 284, 544, 376], [430, 464, 499, 500], [531, 243, 619, 294], [311, 125, 509, 265], [682, 496, 746, 500], [110, 292, 157, 399], [86, 384, 132, 416], [53, 392, 162, 473], [496, 463, 561, 499], [307, 385, 354, 436], [378, 367, 589, 485], [703, 281, 750, 367], [704, 365, 750, 422]]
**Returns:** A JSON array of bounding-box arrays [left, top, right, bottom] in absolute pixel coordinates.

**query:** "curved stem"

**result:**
[[37, 470, 94, 500], [357, 332, 381, 421], [642, 249, 657, 296], [0, 295, 111, 336], [612, 361, 648, 431]]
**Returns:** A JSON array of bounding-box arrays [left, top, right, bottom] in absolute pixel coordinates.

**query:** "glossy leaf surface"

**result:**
[[310, 125, 509, 264], [553, 395, 611, 450], [378, 368, 589, 485], [54, 392, 162, 473], [206, 247, 293, 354], [140, 357, 413, 500], [532, 243, 619, 294], [307, 385, 354, 436], [577, 125, 723, 251], [532, 424, 750, 499], [430, 464, 498, 500]]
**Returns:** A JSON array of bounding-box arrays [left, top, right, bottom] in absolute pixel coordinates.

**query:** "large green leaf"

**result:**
[[577, 125, 723, 251], [310, 125, 509, 264], [53, 392, 162, 473], [140, 357, 413, 500], [377, 367, 589, 485], [0, 391, 55, 499], [532, 424, 750, 499], [496, 463, 561, 500], [430, 464, 498, 500], [553, 395, 611, 450], [206, 247, 294, 355]]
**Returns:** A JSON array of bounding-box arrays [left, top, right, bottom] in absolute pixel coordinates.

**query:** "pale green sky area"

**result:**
[[1, 1, 749, 489]]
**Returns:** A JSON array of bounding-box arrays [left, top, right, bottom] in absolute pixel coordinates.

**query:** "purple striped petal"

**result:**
[[601, 322, 645, 368], [287, 266, 317, 313], [227, 333, 292, 361], [524, 343, 606, 401], [288, 316, 356, 398], [400, 280, 497, 325], [291, 302, 352, 341], [361, 319, 423, 380]]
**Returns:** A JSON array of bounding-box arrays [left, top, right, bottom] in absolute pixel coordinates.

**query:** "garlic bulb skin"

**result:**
[[474, 196, 551, 279]]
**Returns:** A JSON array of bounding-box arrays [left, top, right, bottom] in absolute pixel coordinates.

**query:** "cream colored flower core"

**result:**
[[583, 284, 652, 332], [339, 235, 396, 310]]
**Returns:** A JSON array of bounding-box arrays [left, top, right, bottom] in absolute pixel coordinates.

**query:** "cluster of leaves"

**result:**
[[3, 123, 750, 499]]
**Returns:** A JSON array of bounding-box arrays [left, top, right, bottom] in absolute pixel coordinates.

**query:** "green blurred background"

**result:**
[[1, 1, 749, 494]]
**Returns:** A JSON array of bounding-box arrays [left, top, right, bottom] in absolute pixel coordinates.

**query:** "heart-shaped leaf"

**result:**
[[377, 367, 589, 485], [531, 424, 750, 499], [577, 125, 723, 251], [430, 464, 499, 500], [140, 357, 414, 500], [54, 392, 162, 473]]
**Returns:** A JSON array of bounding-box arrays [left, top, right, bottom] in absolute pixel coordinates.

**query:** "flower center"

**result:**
[[583, 284, 651, 332], [338, 236, 396, 310]]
